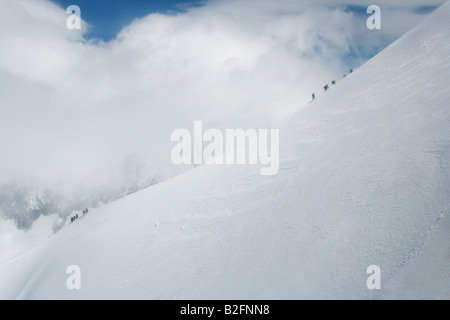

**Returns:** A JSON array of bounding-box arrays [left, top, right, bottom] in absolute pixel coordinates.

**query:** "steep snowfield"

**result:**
[[1, 4, 449, 299]]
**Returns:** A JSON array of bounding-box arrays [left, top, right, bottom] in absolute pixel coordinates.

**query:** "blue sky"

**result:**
[[51, 0, 204, 41], [50, 0, 441, 70], [51, 0, 441, 48]]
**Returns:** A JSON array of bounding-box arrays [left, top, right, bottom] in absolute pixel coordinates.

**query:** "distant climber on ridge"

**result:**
[[324, 84, 329, 92]]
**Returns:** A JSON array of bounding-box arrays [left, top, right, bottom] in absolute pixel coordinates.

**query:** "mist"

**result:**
[[0, 0, 442, 229]]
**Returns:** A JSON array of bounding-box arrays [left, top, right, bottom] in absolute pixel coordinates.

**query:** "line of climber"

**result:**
[[70, 208, 89, 224], [311, 68, 353, 102]]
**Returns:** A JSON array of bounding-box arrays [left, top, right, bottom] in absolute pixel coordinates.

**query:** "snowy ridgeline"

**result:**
[[0, 3, 449, 299]]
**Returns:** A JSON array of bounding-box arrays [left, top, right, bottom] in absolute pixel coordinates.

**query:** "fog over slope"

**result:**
[[0, 2, 448, 299], [0, 0, 443, 231]]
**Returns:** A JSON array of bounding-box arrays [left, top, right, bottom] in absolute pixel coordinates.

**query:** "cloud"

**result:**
[[0, 0, 442, 228], [303, 0, 448, 8]]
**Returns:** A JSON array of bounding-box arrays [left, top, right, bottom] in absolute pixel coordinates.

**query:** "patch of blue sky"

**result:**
[[51, 0, 205, 41]]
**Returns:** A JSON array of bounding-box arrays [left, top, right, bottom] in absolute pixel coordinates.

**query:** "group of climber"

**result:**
[[70, 208, 88, 224], [311, 69, 353, 102]]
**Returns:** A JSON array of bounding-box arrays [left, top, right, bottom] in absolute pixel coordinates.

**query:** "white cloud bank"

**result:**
[[0, 0, 445, 228]]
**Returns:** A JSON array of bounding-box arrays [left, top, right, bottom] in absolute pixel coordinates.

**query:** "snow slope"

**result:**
[[0, 3, 449, 299]]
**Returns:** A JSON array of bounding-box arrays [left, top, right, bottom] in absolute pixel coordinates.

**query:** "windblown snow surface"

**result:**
[[1, 3, 449, 300]]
